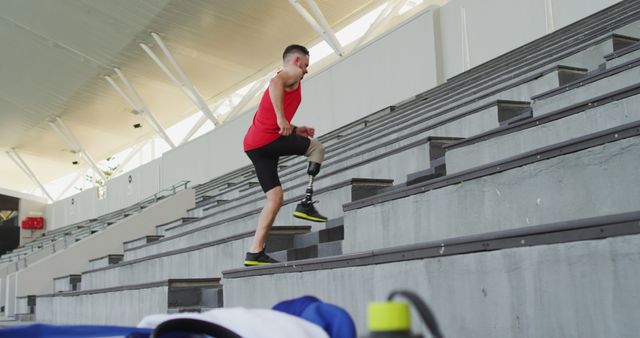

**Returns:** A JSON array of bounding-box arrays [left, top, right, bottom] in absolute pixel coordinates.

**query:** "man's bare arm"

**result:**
[[270, 67, 303, 136]]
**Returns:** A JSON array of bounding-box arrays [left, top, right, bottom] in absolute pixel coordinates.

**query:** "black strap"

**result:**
[[150, 318, 243, 338], [388, 290, 444, 338]]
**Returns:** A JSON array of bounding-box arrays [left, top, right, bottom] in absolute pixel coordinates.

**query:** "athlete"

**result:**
[[243, 44, 327, 266]]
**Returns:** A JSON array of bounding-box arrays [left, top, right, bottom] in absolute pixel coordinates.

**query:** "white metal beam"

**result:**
[[48, 117, 107, 182], [545, 0, 555, 33], [180, 115, 208, 146], [288, 0, 344, 56], [352, 0, 408, 51], [6, 149, 54, 202], [180, 108, 225, 146], [56, 169, 85, 200], [110, 69, 176, 148], [113, 141, 146, 175], [461, 7, 471, 71], [141, 33, 221, 126], [303, 0, 344, 55], [222, 75, 271, 123], [105, 75, 158, 135]]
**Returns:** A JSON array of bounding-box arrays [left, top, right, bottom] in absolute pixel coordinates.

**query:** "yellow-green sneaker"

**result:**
[[293, 201, 328, 222], [244, 249, 279, 267]]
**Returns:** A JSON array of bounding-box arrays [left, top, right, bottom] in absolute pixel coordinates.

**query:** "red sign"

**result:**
[[21, 217, 45, 230]]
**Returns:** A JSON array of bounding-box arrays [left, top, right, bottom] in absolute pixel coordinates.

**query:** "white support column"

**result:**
[[109, 69, 176, 148], [141, 33, 221, 126], [352, 0, 408, 51], [288, 0, 344, 56], [6, 149, 54, 202], [461, 7, 471, 71], [222, 75, 271, 123], [49, 117, 107, 182], [544, 0, 555, 34]]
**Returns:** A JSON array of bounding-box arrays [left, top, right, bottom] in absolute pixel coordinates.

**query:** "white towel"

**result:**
[[137, 307, 330, 338]]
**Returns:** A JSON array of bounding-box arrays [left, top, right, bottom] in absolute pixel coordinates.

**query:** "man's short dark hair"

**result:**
[[283, 44, 309, 60]]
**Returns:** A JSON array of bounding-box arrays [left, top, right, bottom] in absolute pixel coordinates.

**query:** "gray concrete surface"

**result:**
[[161, 181, 354, 238], [343, 136, 640, 253], [36, 285, 168, 325], [555, 34, 626, 72], [82, 237, 253, 290], [223, 233, 640, 338], [446, 92, 640, 174], [125, 185, 353, 261], [532, 62, 640, 116], [13, 189, 195, 299], [606, 46, 640, 68]]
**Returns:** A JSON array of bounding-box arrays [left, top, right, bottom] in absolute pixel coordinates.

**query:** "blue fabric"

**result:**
[[0, 324, 151, 338], [273, 296, 356, 338], [272, 295, 321, 317]]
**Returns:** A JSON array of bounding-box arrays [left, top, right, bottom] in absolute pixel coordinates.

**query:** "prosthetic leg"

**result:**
[[293, 161, 328, 222]]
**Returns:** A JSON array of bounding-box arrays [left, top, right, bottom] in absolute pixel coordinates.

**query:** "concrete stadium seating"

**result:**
[[17, 2, 640, 336]]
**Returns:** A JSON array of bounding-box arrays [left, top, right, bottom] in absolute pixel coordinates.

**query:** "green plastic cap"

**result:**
[[367, 301, 411, 331]]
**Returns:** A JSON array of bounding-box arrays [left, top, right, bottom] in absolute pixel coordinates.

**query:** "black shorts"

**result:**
[[245, 134, 311, 193]]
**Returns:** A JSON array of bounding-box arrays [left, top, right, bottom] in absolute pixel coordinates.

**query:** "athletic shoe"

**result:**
[[293, 201, 328, 222], [244, 249, 279, 267]]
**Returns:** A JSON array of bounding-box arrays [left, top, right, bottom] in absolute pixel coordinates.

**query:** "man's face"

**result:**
[[295, 55, 310, 79]]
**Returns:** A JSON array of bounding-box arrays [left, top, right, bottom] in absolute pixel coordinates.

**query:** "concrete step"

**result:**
[[123, 235, 164, 251], [555, 65, 589, 86], [293, 225, 344, 248], [15, 295, 36, 320], [188, 199, 230, 217], [81, 226, 310, 290], [611, 33, 640, 51], [550, 32, 640, 74], [271, 241, 343, 262], [342, 123, 640, 253], [445, 83, 640, 174], [36, 278, 221, 326], [325, 217, 344, 229], [53, 274, 81, 293], [160, 179, 390, 245], [605, 39, 640, 68], [237, 181, 261, 193], [405, 161, 445, 186], [156, 217, 198, 236], [221, 211, 640, 337], [88, 254, 124, 270], [532, 55, 640, 116]]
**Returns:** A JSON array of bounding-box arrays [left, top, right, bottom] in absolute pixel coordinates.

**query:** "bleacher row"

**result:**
[[3, 1, 640, 336]]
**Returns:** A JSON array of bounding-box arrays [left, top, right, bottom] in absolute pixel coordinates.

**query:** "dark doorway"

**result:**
[[0, 194, 20, 255]]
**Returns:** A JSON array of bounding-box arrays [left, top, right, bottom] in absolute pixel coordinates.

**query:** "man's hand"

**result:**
[[278, 118, 293, 136], [295, 126, 315, 138]]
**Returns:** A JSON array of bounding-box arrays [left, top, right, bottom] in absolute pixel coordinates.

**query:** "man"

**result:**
[[243, 44, 328, 266]]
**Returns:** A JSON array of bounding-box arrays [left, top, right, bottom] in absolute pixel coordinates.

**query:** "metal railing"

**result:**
[[0, 180, 191, 266]]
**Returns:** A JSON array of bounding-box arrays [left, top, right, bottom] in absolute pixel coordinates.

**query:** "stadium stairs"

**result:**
[[16, 1, 640, 336]]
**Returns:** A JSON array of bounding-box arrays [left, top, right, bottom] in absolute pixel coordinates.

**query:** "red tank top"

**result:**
[[243, 82, 302, 151]]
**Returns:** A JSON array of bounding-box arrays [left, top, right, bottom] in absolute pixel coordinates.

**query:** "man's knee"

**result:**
[[265, 186, 284, 206], [305, 138, 325, 164]]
